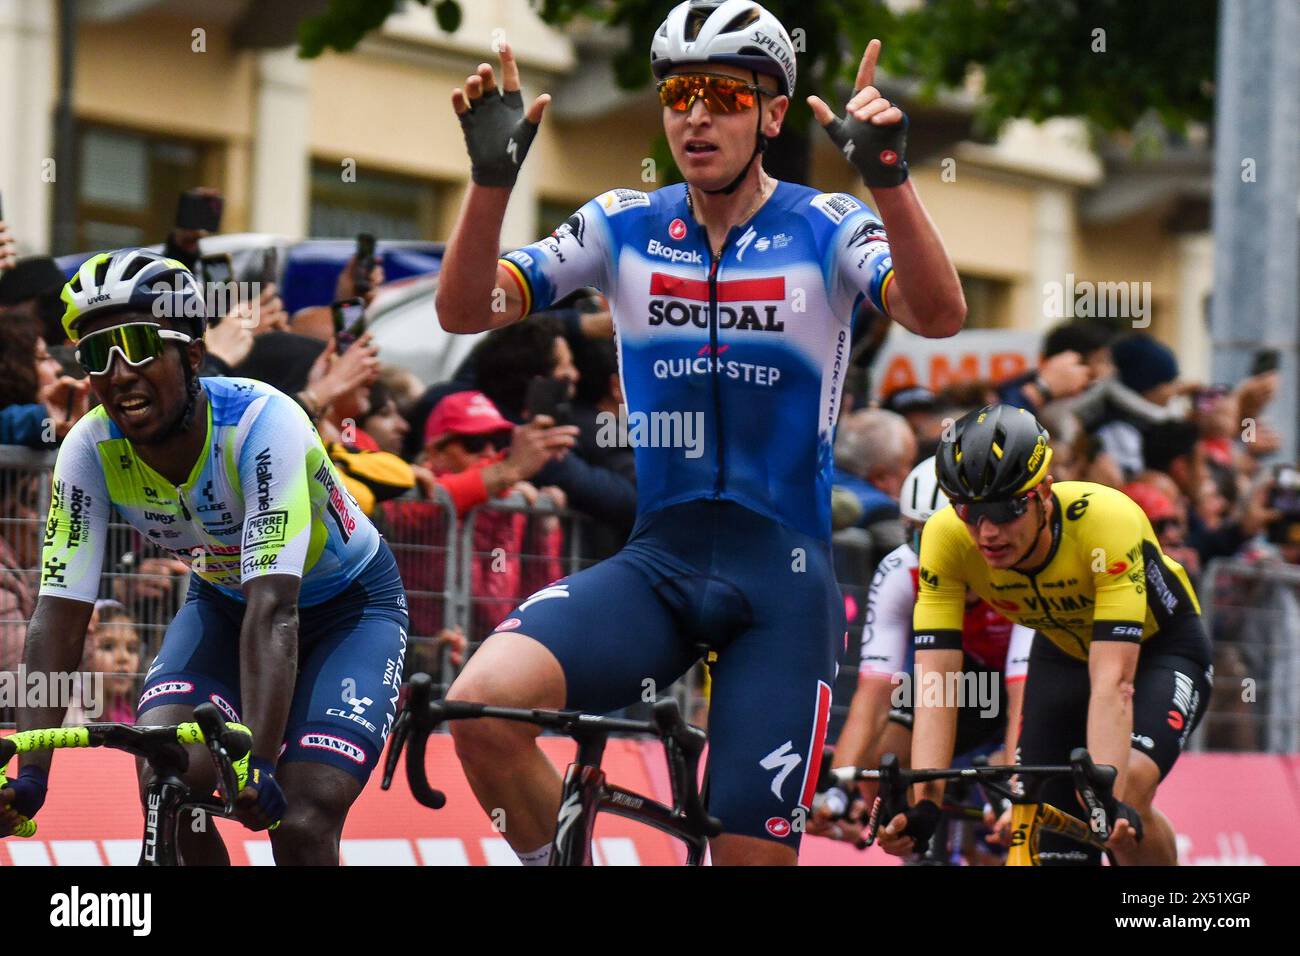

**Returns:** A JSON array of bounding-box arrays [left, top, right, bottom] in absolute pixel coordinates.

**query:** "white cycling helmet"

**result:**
[[651, 0, 797, 97], [61, 248, 206, 343], [900, 456, 949, 522]]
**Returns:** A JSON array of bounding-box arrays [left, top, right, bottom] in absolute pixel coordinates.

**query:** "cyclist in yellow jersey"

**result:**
[[879, 404, 1211, 865]]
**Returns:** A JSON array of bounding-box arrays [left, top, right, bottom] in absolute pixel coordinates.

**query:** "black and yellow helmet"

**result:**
[[936, 404, 1052, 502]]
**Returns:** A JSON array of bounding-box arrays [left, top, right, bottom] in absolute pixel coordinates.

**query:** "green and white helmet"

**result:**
[[60, 248, 206, 343]]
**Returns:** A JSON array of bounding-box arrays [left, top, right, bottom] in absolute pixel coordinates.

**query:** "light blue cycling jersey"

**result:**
[[39, 377, 380, 607], [500, 181, 893, 541]]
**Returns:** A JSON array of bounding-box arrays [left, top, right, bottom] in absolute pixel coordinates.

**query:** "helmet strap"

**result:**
[[1010, 493, 1050, 570], [155, 343, 202, 442]]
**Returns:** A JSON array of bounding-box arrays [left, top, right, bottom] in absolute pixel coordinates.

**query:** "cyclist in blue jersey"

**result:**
[[0, 250, 409, 864], [438, 0, 965, 865]]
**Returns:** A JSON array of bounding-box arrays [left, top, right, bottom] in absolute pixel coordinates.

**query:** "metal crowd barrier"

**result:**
[[1196, 557, 1300, 752], [5, 442, 1298, 753]]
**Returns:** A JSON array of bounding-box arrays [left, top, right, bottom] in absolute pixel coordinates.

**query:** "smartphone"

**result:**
[[331, 297, 367, 353], [260, 247, 278, 288], [175, 190, 224, 233], [525, 376, 571, 424], [199, 253, 235, 323], [1250, 348, 1281, 376], [1193, 384, 1230, 413], [49, 344, 84, 380], [352, 233, 376, 297]]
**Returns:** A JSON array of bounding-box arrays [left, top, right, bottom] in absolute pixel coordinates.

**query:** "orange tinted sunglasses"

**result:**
[[657, 74, 766, 113]]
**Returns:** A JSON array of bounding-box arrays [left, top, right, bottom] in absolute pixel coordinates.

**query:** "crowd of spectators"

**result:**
[[836, 318, 1291, 749], [1, 210, 1294, 744]]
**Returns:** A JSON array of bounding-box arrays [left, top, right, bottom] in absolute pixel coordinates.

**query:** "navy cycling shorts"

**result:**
[[137, 540, 409, 783], [493, 500, 846, 849]]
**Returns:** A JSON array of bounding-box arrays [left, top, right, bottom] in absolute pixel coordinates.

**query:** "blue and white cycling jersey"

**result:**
[[40, 377, 381, 607], [500, 181, 894, 541]]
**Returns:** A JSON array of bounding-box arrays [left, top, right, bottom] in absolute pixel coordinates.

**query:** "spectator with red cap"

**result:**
[[1123, 480, 1201, 578], [382, 390, 571, 643], [413, 390, 576, 516]]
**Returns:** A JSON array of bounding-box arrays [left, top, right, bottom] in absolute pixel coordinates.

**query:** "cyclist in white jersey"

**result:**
[[437, 0, 965, 865]]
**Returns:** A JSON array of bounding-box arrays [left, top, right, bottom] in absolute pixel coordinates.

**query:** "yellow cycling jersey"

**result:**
[[914, 481, 1204, 663]]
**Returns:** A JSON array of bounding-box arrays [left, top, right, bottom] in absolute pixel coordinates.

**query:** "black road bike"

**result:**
[[0, 703, 251, 866], [383, 672, 723, 865]]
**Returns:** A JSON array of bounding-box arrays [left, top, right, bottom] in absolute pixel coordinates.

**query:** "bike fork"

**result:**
[[550, 733, 607, 866]]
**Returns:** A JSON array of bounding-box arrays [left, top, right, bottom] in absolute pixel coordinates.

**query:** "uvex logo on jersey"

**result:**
[[647, 273, 786, 332], [313, 461, 356, 542]]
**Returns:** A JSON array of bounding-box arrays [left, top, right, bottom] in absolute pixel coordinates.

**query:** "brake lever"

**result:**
[[380, 705, 411, 792], [652, 698, 722, 838], [1069, 747, 1118, 842], [864, 752, 908, 847]]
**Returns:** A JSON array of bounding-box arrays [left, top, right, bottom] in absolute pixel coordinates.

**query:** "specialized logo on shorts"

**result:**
[[1131, 733, 1155, 750], [765, 817, 792, 839], [668, 217, 687, 241], [299, 733, 366, 764], [496, 617, 522, 631], [519, 584, 569, 611], [139, 680, 194, 706], [209, 693, 239, 721], [759, 742, 802, 800]]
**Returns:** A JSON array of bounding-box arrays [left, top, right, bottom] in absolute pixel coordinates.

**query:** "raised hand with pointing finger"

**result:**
[[807, 39, 909, 189], [452, 41, 551, 188]]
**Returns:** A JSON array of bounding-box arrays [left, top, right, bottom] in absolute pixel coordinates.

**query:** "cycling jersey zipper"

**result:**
[[707, 246, 726, 496]]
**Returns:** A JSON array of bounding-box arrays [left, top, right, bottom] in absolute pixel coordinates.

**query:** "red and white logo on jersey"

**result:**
[[668, 218, 687, 241], [496, 617, 522, 631], [765, 817, 792, 839]]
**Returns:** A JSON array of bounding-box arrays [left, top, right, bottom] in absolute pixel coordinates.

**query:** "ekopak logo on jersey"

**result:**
[[646, 238, 703, 265]]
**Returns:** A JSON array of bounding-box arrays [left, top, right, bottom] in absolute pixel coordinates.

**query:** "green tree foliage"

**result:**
[[884, 0, 1217, 135], [297, 0, 1216, 136]]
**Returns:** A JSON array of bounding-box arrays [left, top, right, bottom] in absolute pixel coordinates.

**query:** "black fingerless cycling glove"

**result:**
[[459, 87, 539, 188], [822, 111, 909, 189], [902, 797, 941, 852]]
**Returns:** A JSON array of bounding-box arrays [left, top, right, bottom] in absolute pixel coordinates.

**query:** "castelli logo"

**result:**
[[879, 149, 898, 166], [668, 218, 687, 241], [496, 617, 522, 632], [765, 817, 792, 838]]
